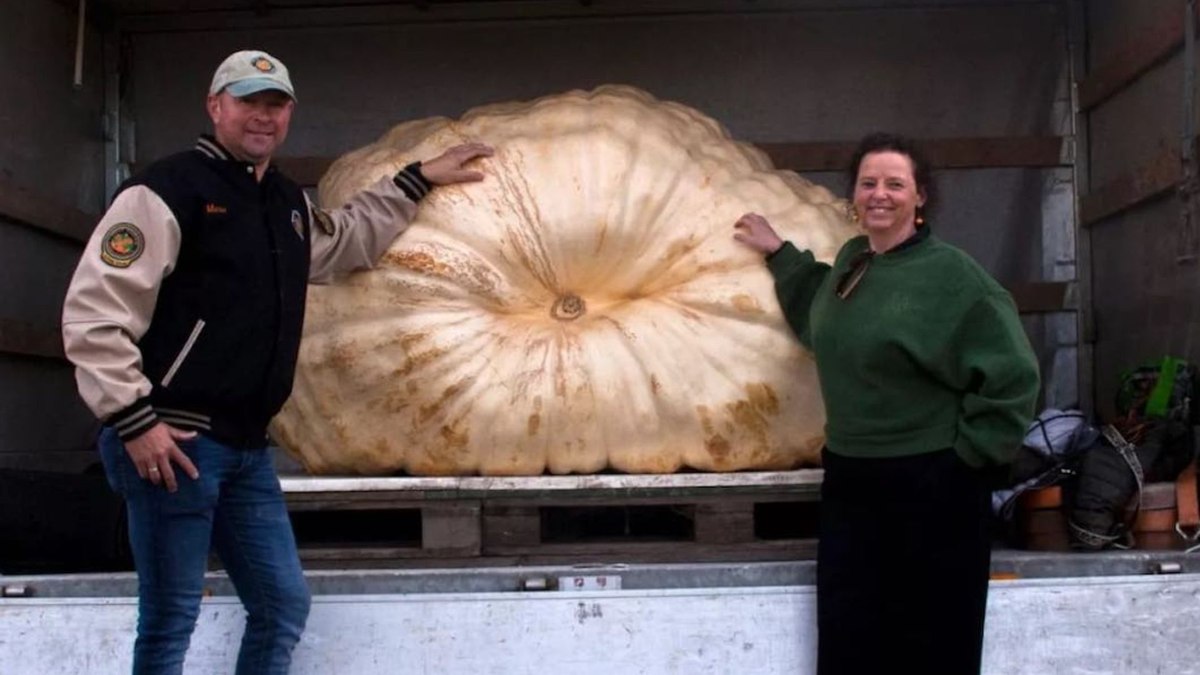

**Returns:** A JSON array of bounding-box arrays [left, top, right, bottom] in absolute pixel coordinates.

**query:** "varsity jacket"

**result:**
[[62, 135, 432, 447]]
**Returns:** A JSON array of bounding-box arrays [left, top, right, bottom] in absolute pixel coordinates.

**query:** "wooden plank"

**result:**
[[693, 502, 755, 544], [482, 504, 541, 547], [1079, 145, 1182, 226], [275, 136, 1065, 188], [484, 539, 818, 563], [297, 545, 466, 562], [0, 318, 65, 360], [759, 136, 1066, 172], [1078, 3, 1196, 111], [279, 470, 825, 499], [287, 492, 814, 515], [1007, 281, 1076, 314], [296, 541, 817, 567], [421, 502, 482, 555], [0, 178, 95, 244]]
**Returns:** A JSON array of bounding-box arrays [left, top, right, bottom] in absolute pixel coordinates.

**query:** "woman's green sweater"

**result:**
[[766, 231, 1040, 467]]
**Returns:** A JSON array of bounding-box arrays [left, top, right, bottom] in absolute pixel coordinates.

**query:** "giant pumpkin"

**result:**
[[271, 85, 857, 476]]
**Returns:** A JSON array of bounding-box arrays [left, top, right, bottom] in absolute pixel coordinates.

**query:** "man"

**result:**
[[62, 49, 493, 673]]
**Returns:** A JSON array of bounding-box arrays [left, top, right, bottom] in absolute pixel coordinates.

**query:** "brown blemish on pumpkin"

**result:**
[[385, 249, 500, 302], [418, 383, 464, 424], [327, 341, 358, 371], [696, 404, 732, 461], [399, 333, 427, 350], [413, 418, 473, 475], [744, 383, 779, 415], [694, 384, 783, 467], [529, 396, 547, 435], [372, 437, 391, 462], [731, 294, 764, 315], [395, 346, 447, 377], [388, 332, 446, 378], [381, 387, 411, 414], [650, 374, 662, 396], [329, 416, 351, 447], [706, 434, 731, 459], [440, 423, 470, 453], [727, 400, 768, 440], [388, 250, 449, 276]]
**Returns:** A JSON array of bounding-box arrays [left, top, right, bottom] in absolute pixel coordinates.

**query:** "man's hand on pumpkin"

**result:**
[[420, 142, 495, 185]]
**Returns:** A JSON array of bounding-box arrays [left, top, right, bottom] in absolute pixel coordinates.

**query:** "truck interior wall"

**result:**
[[0, 1, 107, 470], [128, 6, 1066, 161], [122, 3, 1071, 404], [1084, 0, 1199, 419]]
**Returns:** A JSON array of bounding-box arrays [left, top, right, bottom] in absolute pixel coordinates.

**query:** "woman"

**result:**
[[734, 132, 1039, 674]]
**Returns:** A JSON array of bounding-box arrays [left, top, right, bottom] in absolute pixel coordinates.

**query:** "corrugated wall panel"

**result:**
[[0, 0, 107, 468], [1085, 0, 1199, 419]]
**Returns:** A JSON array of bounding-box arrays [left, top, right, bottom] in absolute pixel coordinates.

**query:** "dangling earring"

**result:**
[[915, 208, 925, 226], [845, 203, 859, 224]]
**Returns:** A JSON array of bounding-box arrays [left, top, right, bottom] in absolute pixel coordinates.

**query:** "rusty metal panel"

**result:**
[[1078, 0, 1192, 111], [0, 1, 105, 468], [1089, 195, 1200, 418], [1089, 52, 1186, 191], [0, 2, 107, 215]]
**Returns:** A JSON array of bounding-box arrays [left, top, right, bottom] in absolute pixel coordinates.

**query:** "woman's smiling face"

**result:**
[[852, 150, 927, 237]]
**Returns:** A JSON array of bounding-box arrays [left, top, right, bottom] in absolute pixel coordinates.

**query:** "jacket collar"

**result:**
[[194, 134, 276, 177]]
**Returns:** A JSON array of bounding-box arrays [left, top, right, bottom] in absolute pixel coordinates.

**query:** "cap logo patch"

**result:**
[[100, 223, 145, 268], [251, 56, 276, 73]]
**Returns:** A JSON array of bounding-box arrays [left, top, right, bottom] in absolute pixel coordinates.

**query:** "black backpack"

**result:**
[[1067, 357, 1198, 550]]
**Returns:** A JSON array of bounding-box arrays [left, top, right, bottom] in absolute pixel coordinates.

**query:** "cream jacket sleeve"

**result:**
[[61, 186, 181, 430], [307, 170, 427, 283]]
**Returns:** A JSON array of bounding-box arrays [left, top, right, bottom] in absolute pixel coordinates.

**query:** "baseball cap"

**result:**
[[209, 50, 296, 101]]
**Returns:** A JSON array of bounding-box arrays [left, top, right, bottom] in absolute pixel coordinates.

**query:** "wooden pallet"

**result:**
[[280, 471, 823, 567]]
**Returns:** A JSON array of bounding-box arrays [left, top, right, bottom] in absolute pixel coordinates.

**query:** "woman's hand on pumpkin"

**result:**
[[420, 142, 495, 185], [733, 212, 785, 255]]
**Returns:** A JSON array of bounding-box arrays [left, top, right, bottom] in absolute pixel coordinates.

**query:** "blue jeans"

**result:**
[[99, 428, 311, 675]]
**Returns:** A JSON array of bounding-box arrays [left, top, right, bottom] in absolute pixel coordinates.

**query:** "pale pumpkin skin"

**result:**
[[271, 85, 858, 475]]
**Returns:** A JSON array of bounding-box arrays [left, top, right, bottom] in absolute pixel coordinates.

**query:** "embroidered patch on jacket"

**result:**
[[312, 208, 336, 236], [100, 223, 145, 268], [291, 209, 305, 240], [251, 56, 276, 73], [205, 202, 228, 215]]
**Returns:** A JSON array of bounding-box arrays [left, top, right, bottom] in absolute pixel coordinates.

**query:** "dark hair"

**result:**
[[845, 132, 935, 222]]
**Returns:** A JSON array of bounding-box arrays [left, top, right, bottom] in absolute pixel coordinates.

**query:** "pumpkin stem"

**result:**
[[551, 293, 586, 321]]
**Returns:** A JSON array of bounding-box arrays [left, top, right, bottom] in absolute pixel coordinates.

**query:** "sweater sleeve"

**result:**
[[765, 242, 832, 349], [946, 292, 1041, 467]]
